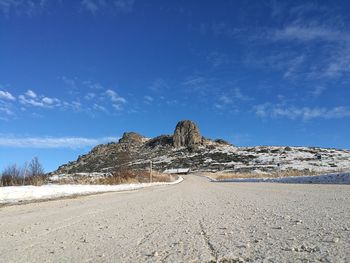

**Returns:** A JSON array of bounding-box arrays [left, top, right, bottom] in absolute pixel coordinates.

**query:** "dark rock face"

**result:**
[[146, 135, 173, 148], [118, 132, 144, 145], [173, 120, 202, 148]]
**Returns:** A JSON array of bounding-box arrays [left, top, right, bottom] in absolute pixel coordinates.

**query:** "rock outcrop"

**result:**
[[146, 135, 173, 148], [51, 119, 350, 176], [173, 120, 203, 148], [118, 132, 145, 145]]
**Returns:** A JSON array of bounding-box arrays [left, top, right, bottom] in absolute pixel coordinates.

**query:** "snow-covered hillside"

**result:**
[[52, 121, 350, 179]]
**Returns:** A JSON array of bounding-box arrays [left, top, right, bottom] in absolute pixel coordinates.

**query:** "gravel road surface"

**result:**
[[0, 174, 349, 262]]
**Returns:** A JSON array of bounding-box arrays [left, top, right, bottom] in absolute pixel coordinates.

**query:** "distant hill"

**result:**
[[53, 120, 350, 176]]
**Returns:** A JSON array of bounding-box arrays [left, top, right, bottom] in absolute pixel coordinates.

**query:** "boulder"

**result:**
[[173, 120, 202, 148]]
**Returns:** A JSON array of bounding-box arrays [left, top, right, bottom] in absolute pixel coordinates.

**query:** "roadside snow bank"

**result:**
[[0, 177, 183, 204], [214, 172, 350, 184]]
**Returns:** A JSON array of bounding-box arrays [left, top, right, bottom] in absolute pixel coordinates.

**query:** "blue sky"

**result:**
[[1, 0, 350, 172]]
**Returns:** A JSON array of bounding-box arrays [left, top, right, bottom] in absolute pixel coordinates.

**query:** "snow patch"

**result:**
[[0, 177, 183, 204], [214, 172, 350, 184]]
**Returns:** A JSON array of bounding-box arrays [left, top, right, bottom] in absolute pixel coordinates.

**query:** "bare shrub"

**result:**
[[1, 164, 22, 186], [26, 157, 47, 186], [95, 170, 175, 185], [0, 157, 47, 187]]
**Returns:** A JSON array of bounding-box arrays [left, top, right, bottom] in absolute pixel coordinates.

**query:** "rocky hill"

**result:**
[[53, 120, 350, 176]]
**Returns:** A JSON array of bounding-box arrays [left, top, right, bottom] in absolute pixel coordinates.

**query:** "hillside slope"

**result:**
[[53, 120, 350, 176]]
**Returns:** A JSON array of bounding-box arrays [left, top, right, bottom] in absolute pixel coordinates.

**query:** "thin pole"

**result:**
[[150, 160, 152, 183], [23, 163, 27, 186]]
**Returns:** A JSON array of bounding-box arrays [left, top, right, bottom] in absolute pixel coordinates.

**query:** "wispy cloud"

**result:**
[[19, 89, 61, 108], [0, 136, 120, 149], [105, 89, 127, 110], [61, 76, 78, 94], [0, 90, 16, 101], [282, 55, 305, 79], [143, 95, 153, 104], [310, 86, 326, 97], [182, 75, 210, 94], [25, 89, 37, 98], [0, 0, 48, 17], [273, 24, 349, 43], [92, 103, 107, 112], [254, 103, 350, 120], [84, 92, 96, 100], [214, 95, 232, 109], [80, 0, 100, 15], [149, 78, 169, 92], [207, 51, 229, 68], [0, 106, 14, 116], [83, 80, 103, 90], [114, 0, 134, 13], [214, 88, 250, 110], [81, 0, 134, 15], [270, 18, 350, 79]]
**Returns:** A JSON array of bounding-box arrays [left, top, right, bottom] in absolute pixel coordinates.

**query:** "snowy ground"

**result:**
[[0, 177, 183, 205], [213, 172, 350, 184]]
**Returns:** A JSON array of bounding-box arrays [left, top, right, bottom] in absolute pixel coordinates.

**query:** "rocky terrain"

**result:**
[[53, 120, 350, 177]]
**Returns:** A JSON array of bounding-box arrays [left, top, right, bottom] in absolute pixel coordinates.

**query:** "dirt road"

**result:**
[[0, 175, 349, 262]]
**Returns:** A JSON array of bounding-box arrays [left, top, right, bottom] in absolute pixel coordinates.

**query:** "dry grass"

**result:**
[[206, 169, 338, 180], [1, 175, 48, 187], [55, 170, 176, 185]]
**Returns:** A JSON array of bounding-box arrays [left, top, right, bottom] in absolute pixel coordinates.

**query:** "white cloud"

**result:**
[[215, 95, 232, 109], [207, 51, 229, 67], [183, 76, 206, 88], [83, 81, 103, 90], [283, 55, 305, 78], [144, 95, 153, 104], [322, 47, 350, 78], [254, 103, 350, 120], [149, 78, 169, 92], [0, 0, 47, 16], [232, 88, 250, 101], [311, 86, 326, 97], [106, 89, 126, 103], [0, 90, 16, 101], [182, 76, 211, 95], [84, 92, 96, 100], [42, 97, 60, 105], [215, 88, 250, 110], [81, 0, 134, 15], [25, 89, 37, 98], [81, 0, 100, 15], [105, 89, 127, 111], [0, 106, 14, 115], [0, 136, 120, 149], [269, 20, 350, 79], [93, 103, 107, 112], [114, 0, 134, 12], [61, 76, 78, 92], [289, 3, 326, 17], [19, 90, 60, 108], [218, 95, 232, 104], [273, 21, 350, 43]]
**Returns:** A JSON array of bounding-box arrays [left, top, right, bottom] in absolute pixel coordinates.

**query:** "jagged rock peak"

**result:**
[[173, 120, 203, 148], [118, 132, 145, 144]]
